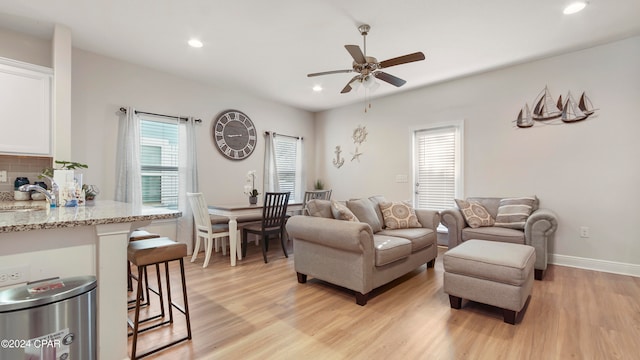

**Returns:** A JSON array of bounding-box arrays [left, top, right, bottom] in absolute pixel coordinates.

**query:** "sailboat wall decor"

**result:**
[[514, 86, 598, 128]]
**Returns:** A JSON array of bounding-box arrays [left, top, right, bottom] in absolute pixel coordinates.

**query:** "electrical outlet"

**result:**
[[580, 226, 590, 238], [0, 170, 7, 182], [0, 265, 30, 286]]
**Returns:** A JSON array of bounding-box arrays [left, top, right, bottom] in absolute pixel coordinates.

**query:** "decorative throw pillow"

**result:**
[[378, 201, 422, 230], [494, 196, 537, 230], [455, 199, 495, 228], [331, 200, 359, 222], [347, 198, 383, 232], [306, 199, 333, 218]]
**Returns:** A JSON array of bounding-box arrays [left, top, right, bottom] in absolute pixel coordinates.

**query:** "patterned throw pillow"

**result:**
[[331, 200, 359, 222], [494, 196, 537, 229], [379, 201, 422, 230], [455, 199, 495, 228]]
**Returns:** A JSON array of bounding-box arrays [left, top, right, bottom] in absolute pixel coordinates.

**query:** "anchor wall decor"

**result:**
[[333, 145, 345, 168]]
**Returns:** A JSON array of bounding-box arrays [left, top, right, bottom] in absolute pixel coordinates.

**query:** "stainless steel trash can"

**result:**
[[0, 276, 96, 360]]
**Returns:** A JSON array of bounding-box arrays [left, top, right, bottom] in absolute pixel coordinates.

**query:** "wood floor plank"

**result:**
[[127, 244, 640, 360]]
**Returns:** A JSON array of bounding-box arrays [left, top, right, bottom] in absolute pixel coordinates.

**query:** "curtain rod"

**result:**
[[119, 107, 202, 123], [264, 131, 303, 140]]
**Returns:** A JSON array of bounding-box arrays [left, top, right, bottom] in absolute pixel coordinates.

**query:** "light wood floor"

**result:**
[[128, 243, 640, 360]]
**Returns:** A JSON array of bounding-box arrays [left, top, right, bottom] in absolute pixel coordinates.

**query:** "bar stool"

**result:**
[[127, 230, 161, 293], [127, 237, 192, 359]]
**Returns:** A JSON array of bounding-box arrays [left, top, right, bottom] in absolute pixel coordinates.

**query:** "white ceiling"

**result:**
[[1, 0, 639, 112]]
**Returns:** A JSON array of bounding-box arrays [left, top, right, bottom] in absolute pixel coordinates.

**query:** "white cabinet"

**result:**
[[0, 57, 53, 156]]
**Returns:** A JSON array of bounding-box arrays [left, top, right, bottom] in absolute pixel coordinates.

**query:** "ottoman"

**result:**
[[443, 239, 535, 324]]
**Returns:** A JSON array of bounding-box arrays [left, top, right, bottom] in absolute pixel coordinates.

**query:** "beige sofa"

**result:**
[[440, 196, 558, 280], [286, 196, 439, 305]]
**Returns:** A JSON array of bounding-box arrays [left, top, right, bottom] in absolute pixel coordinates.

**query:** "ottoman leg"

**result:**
[[449, 295, 462, 309]]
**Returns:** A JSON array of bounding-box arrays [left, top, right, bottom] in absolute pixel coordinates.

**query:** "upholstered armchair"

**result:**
[[440, 196, 558, 280]]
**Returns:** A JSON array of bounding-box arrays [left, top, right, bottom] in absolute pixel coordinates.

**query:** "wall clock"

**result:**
[[212, 110, 257, 160]]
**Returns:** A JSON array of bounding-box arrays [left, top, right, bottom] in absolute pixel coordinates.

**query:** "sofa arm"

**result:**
[[415, 209, 440, 231], [440, 208, 465, 248], [524, 208, 558, 272], [286, 215, 374, 253]]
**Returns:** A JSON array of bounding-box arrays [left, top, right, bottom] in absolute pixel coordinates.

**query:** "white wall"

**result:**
[[0, 26, 50, 66], [70, 49, 315, 205], [315, 36, 640, 273]]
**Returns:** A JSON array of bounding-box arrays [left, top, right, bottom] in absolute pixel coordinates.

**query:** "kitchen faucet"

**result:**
[[18, 175, 60, 207]]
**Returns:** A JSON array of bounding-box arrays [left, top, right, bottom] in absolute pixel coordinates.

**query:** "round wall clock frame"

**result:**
[[212, 109, 257, 160]]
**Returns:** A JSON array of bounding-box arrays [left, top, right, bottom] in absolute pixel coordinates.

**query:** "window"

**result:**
[[264, 132, 303, 203], [139, 118, 179, 208], [274, 135, 301, 202], [413, 122, 463, 213]]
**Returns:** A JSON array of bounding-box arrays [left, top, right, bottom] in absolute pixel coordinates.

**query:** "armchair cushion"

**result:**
[[455, 199, 494, 228], [347, 198, 383, 232], [331, 200, 359, 222], [379, 201, 422, 230], [494, 196, 537, 229]]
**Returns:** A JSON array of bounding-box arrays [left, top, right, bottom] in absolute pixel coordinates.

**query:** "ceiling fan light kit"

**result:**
[[307, 24, 426, 95]]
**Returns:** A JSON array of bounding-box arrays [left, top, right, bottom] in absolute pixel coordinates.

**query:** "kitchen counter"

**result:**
[[0, 200, 181, 360], [0, 200, 181, 233]]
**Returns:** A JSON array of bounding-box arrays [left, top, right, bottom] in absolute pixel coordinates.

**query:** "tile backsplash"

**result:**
[[0, 155, 53, 193]]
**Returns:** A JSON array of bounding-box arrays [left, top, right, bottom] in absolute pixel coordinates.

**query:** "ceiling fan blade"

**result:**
[[340, 75, 361, 94], [345, 45, 366, 64], [307, 69, 353, 77], [374, 71, 407, 87], [379, 52, 426, 68]]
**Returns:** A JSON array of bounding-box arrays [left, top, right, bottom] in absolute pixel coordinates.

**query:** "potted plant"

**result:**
[[243, 170, 260, 205], [40, 160, 88, 178]]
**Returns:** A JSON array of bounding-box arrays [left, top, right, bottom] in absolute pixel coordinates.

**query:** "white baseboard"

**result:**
[[549, 253, 640, 278]]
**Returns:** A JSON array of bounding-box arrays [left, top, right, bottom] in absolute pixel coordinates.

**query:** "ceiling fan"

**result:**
[[307, 24, 426, 94]]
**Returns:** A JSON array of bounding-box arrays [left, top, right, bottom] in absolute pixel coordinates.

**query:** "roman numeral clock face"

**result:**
[[213, 110, 257, 160]]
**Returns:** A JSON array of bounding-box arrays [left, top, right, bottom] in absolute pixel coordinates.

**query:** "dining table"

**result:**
[[208, 202, 302, 266]]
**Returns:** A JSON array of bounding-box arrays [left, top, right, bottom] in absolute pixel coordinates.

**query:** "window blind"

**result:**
[[274, 136, 298, 201], [415, 126, 457, 211], [140, 119, 179, 208]]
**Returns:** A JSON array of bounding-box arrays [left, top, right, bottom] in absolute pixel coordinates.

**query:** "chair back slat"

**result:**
[[262, 192, 290, 229], [187, 192, 213, 233]]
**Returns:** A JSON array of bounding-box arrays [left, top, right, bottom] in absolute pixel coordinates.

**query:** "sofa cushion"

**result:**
[[494, 196, 537, 229], [331, 200, 359, 222], [455, 199, 495, 228], [306, 199, 333, 218], [377, 228, 435, 253], [373, 235, 412, 266], [347, 198, 383, 232], [379, 201, 422, 229], [368, 195, 387, 228], [462, 226, 525, 244]]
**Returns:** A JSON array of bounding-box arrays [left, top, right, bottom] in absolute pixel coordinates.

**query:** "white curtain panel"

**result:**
[[263, 132, 280, 193], [295, 137, 304, 202], [177, 117, 199, 251], [115, 107, 142, 208]]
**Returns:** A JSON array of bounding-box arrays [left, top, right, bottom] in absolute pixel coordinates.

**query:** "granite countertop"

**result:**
[[0, 200, 181, 233]]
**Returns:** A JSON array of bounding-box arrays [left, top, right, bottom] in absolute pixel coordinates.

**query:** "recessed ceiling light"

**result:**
[[563, 1, 587, 15], [188, 39, 203, 48], [312, 85, 323, 92]]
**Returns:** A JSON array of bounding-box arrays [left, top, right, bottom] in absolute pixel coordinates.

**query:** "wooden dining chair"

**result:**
[[301, 189, 332, 215], [242, 192, 290, 263], [187, 192, 239, 268]]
